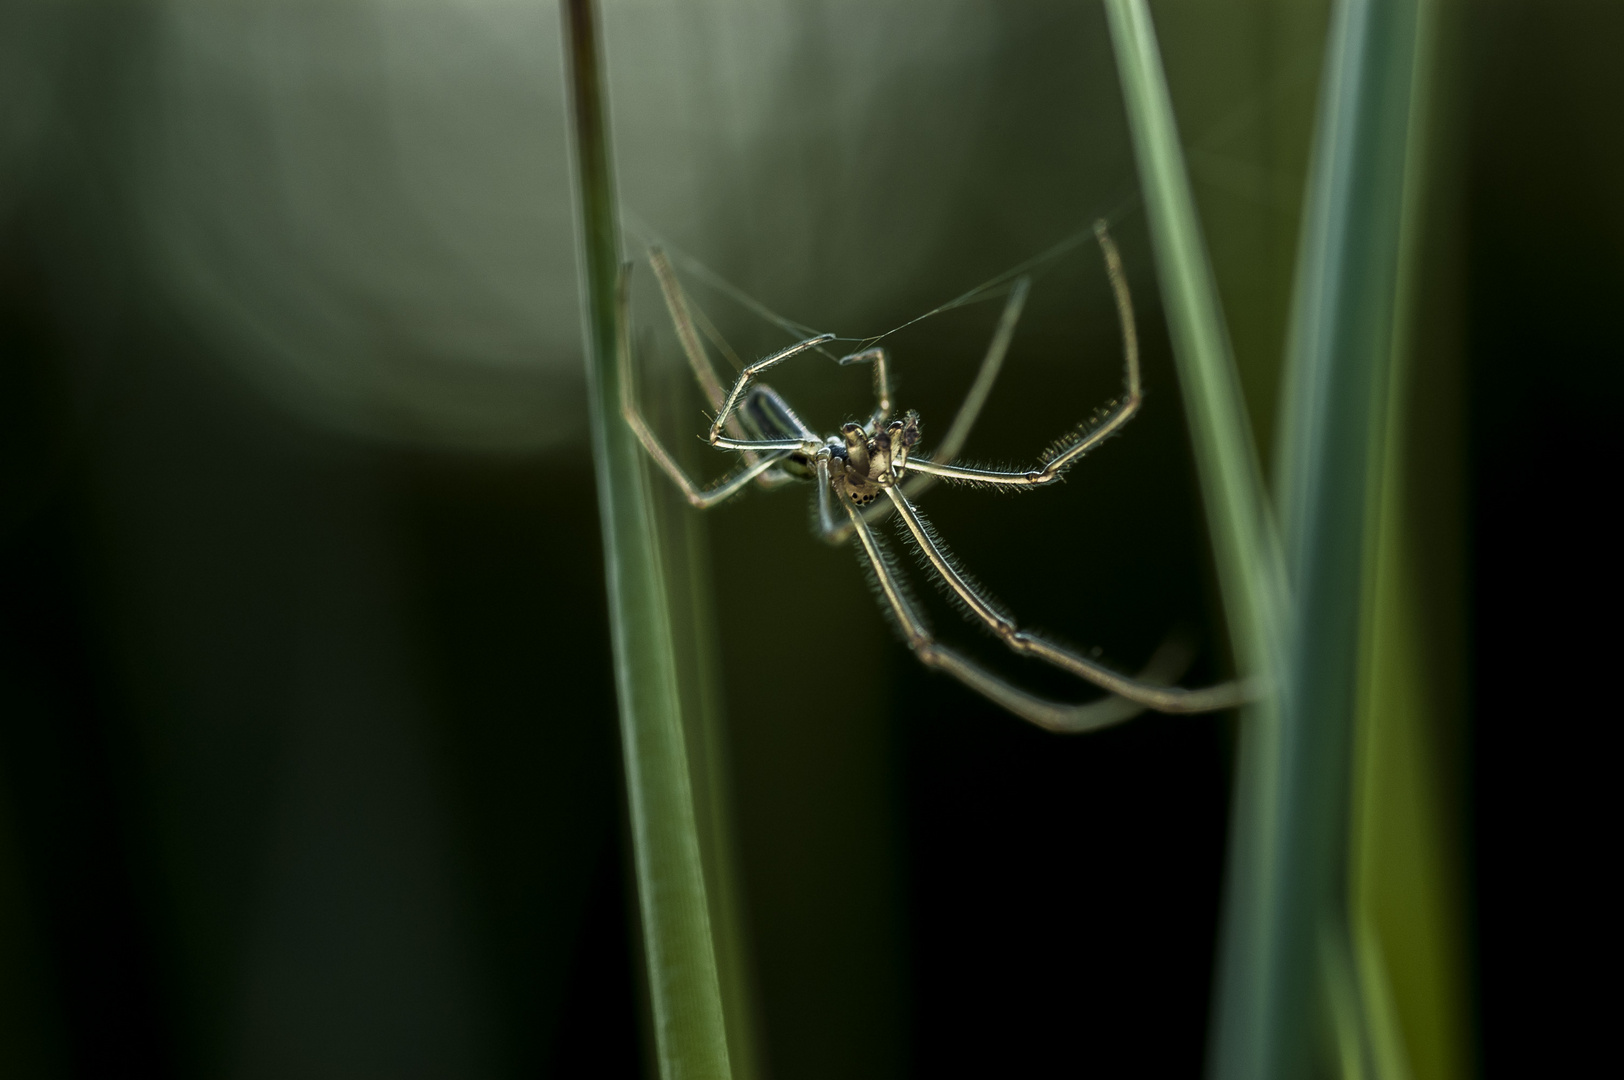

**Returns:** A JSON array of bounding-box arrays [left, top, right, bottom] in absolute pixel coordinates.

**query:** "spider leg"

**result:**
[[905, 274, 1030, 498], [841, 497, 1191, 733], [900, 220, 1141, 489], [836, 346, 894, 431], [711, 333, 836, 444], [618, 264, 796, 509], [649, 246, 800, 489], [882, 485, 1250, 712], [649, 246, 729, 411]]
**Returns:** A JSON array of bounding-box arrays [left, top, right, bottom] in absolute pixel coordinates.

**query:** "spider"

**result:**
[[619, 221, 1246, 733]]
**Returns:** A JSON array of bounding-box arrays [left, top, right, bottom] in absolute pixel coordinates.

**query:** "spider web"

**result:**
[[621, 191, 1142, 364]]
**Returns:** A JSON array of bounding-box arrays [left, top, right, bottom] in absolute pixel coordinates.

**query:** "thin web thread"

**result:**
[[623, 192, 1142, 358]]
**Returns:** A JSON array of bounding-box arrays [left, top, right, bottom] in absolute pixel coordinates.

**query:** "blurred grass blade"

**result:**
[[1267, 0, 1425, 1077], [1100, 3, 1290, 1075], [1339, 2, 1474, 1079], [561, 2, 735, 1077]]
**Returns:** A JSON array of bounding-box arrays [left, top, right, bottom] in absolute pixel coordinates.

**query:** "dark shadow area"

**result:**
[[1, 203, 637, 1077], [1466, 4, 1624, 1075]]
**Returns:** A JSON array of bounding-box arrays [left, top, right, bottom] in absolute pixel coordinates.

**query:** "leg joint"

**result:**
[[1009, 630, 1043, 655]]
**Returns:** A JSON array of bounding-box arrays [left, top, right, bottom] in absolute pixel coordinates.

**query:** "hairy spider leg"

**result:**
[[814, 454, 844, 542], [710, 333, 837, 450], [840, 497, 1194, 733], [617, 265, 797, 508], [881, 486, 1249, 712], [920, 274, 1030, 483], [648, 246, 729, 410], [649, 246, 801, 490], [901, 220, 1143, 489]]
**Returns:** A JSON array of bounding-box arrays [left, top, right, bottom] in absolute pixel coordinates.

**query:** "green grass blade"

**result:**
[[1345, 4, 1474, 1079], [561, 3, 734, 1077], [1100, 4, 1290, 1075], [1266, 1, 1425, 1077], [1103, 0, 1288, 674]]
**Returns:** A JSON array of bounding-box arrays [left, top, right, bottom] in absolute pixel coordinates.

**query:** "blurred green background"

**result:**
[[1, 1, 1617, 1076]]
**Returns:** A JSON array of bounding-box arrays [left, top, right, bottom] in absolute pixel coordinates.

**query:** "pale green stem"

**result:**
[[561, 2, 734, 1077]]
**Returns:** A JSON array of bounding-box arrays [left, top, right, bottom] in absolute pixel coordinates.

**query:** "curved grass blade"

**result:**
[[561, 3, 740, 1076]]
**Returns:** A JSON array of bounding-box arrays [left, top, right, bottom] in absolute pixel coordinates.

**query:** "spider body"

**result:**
[[827, 414, 920, 507], [620, 222, 1248, 733]]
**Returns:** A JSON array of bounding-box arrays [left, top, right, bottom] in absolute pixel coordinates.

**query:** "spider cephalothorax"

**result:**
[[827, 413, 921, 506], [619, 221, 1248, 733]]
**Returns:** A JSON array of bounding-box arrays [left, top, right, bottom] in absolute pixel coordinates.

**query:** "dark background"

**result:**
[[2, 1, 1617, 1077]]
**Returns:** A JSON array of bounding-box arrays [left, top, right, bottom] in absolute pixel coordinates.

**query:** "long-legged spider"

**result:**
[[619, 221, 1246, 732]]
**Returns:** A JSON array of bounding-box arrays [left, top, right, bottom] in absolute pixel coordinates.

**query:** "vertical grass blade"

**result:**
[[1266, 1, 1424, 1077], [1100, 3, 1291, 1075], [561, 3, 734, 1077], [1348, 6, 1475, 1077]]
